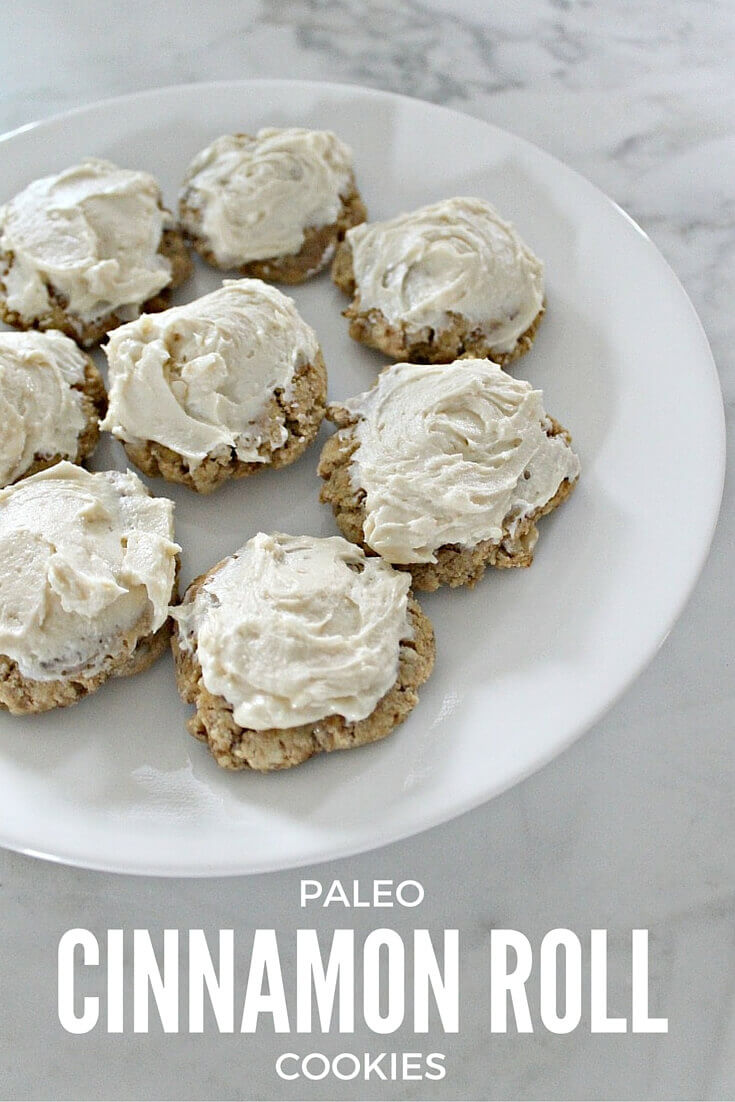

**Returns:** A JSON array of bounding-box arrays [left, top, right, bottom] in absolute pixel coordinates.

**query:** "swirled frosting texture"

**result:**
[[346, 197, 544, 355], [0, 462, 178, 681], [0, 158, 173, 323], [102, 279, 320, 469], [173, 533, 411, 730], [341, 359, 580, 564], [0, 331, 89, 486], [180, 129, 354, 265]]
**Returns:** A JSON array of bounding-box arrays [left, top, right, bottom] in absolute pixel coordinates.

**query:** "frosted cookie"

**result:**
[[318, 359, 580, 591], [332, 196, 544, 364], [102, 279, 327, 494], [0, 462, 179, 714], [0, 158, 193, 348], [179, 129, 366, 283], [171, 533, 435, 771], [0, 330, 106, 486]]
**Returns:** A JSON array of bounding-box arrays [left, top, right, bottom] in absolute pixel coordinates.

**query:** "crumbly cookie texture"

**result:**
[[318, 405, 578, 592], [0, 609, 173, 716], [172, 564, 434, 772], [102, 280, 328, 493], [0, 226, 193, 349], [121, 352, 327, 493], [0, 332, 107, 487], [179, 129, 366, 284], [331, 196, 545, 365]]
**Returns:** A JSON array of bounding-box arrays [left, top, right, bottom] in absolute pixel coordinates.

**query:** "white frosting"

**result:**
[[0, 462, 179, 681], [180, 129, 354, 266], [102, 279, 320, 470], [0, 331, 89, 486], [173, 533, 411, 730], [340, 359, 580, 564], [0, 158, 173, 325], [346, 197, 544, 355]]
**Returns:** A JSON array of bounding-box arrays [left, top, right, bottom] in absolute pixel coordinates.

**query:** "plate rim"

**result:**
[[0, 78, 725, 877]]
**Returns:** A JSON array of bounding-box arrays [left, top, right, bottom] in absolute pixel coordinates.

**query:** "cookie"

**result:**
[[332, 196, 545, 364], [0, 330, 106, 487], [0, 462, 179, 715], [0, 158, 193, 348], [102, 279, 328, 494], [179, 129, 366, 284], [318, 359, 580, 591], [171, 533, 435, 771]]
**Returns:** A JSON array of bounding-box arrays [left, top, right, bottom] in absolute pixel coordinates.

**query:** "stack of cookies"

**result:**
[[0, 125, 579, 773]]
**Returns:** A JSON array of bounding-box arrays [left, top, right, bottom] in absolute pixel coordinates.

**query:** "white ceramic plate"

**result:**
[[0, 80, 724, 876]]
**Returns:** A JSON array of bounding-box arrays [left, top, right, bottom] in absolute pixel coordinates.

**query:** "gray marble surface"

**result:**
[[0, 2, 733, 1099]]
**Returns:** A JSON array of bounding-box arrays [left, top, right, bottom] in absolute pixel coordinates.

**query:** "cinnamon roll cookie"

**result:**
[[0, 158, 192, 347], [332, 197, 544, 364], [179, 128, 366, 283], [101, 279, 327, 493], [0, 330, 106, 487], [0, 462, 179, 714], [318, 359, 580, 591], [171, 533, 434, 772]]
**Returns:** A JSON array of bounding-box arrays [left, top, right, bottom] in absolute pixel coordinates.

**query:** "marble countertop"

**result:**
[[0, 2, 732, 1099]]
